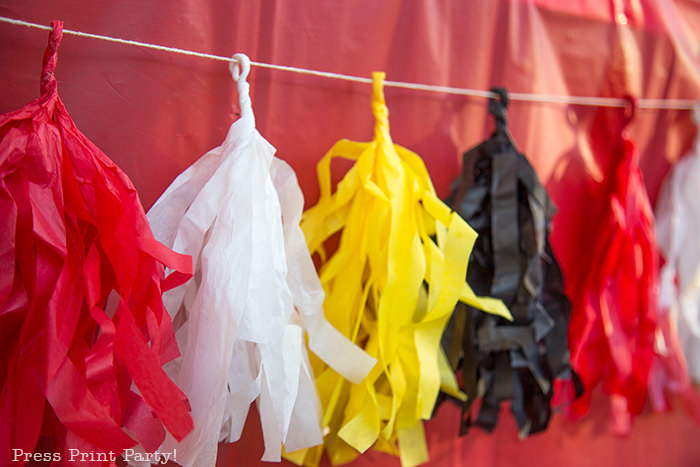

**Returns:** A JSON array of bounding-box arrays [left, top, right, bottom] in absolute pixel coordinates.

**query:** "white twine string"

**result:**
[[1, 16, 697, 110]]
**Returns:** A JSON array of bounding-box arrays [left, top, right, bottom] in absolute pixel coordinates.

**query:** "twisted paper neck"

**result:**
[[372, 72, 390, 140], [230, 53, 254, 124], [40, 20, 63, 94]]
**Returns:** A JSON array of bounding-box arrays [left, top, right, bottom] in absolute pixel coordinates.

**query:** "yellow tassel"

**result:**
[[287, 72, 510, 467]]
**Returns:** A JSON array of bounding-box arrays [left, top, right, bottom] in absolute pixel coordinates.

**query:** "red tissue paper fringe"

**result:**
[[0, 21, 193, 466], [566, 101, 658, 435]]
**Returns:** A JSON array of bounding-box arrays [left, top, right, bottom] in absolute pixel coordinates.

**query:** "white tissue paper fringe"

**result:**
[[145, 54, 376, 466], [656, 113, 700, 382]]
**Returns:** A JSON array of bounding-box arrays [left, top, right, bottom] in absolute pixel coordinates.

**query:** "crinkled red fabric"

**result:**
[[567, 103, 658, 435], [0, 21, 193, 466]]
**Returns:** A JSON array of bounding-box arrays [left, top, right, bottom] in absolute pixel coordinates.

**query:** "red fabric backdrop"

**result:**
[[1, 1, 700, 466]]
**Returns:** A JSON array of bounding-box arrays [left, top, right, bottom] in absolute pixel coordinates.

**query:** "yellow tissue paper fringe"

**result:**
[[286, 72, 510, 467]]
